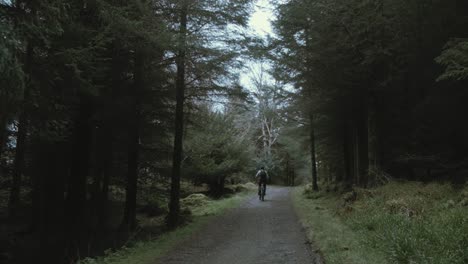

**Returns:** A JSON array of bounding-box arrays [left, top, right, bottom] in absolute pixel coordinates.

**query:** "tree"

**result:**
[[184, 106, 254, 196], [166, 0, 253, 227], [249, 64, 283, 171], [271, 0, 468, 188], [0, 11, 23, 160]]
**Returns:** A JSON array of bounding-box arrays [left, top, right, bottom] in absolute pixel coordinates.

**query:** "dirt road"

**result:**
[[156, 187, 320, 264]]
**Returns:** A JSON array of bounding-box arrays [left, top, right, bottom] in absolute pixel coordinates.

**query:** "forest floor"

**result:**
[[155, 186, 320, 264], [293, 181, 468, 264]]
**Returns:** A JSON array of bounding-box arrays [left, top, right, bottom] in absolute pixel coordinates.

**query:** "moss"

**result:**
[[181, 193, 210, 208]]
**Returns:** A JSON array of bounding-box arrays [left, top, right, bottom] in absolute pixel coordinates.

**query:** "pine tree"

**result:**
[[166, 0, 253, 227]]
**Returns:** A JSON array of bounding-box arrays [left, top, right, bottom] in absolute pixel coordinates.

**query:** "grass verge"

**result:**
[[292, 181, 468, 264], [292, 187, 387, 264], [79, 190, 253, 264]]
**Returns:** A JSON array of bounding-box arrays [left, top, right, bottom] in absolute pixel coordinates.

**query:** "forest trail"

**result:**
[[155, 187, 319, 264]]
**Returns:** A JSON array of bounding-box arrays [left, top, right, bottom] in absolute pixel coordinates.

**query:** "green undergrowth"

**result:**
[[293, 181, 468, 264], [79, 188, 253, 264]]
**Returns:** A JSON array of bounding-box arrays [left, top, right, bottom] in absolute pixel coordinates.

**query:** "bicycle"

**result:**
[[258, 183, 266, 201]]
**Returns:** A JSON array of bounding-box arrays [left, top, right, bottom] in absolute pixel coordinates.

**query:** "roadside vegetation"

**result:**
[[293, 181, 468, 264]]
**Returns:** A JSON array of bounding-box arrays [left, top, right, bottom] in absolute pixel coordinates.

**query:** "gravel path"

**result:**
[[155, 187, 320, 264]]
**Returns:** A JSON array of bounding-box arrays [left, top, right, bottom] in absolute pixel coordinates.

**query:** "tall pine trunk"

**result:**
[[168, 2, 188, 228], [357, 92, 369, 187], [66, 97, 93, 255], [9, 41, 33, 215], [30, 137, 67, 263], [368, 92, 383, 184], [121, 50, 143, 231], [309, 114, 319, 191], [98, 144, 111, 229], [0, 114, 7, 158], [91, 123, 113, 230], [9, 111, 27, 214], [352, 123, 359, 185], [342, 120, 353, 189]]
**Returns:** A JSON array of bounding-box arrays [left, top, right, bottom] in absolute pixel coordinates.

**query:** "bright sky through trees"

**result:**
[[249, 0, 274, 37], [240, 0, 275, 91]]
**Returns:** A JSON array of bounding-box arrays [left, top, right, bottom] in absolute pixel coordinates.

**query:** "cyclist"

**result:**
[[255, 166, 269, 199]]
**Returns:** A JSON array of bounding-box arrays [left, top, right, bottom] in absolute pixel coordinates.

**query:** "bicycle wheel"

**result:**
[[261, 185, 266, 201]]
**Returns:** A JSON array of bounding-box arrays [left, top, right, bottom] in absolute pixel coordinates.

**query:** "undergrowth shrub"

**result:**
[[346, 181, 468, 264], [303, 184, 323, 199]]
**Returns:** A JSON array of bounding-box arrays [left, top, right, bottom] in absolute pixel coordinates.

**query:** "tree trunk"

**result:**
[[90, 122, 113, 230], [357, 93, 369, 187], [40, 143, 66, 264], [368, 92, 384, 184], [32, 140, 66, 263], [309, 114, 319, 191], [90, 125, 102, 207], [291, 169, 295, 186], [66, 97, 93, 255], [8, 41, 34, 215], [98, 148, 111, 229], [375, 94, 385, 169], [8, 111, 27, 214], [122, 118, 139, 231], [0, 114, 7, 158], [121, 50, 143, 231], [352, 123, 359, 185], [168, 2, 188, 229], [342, 120, 353, 188], [261, 121, 268, 156], [0, 114, 6, 189]]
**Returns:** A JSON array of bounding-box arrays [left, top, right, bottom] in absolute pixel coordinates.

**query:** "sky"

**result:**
[[249, 0, 274, 37], [239, 0, 276, 91]]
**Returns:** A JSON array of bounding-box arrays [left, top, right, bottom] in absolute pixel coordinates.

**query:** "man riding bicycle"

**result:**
[[255, 167, 269, 199]]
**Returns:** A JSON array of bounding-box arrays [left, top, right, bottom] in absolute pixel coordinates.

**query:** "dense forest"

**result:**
[[270, 0, 468, 189], [1, 0, 467, 263], [0, 0, 259, 262]]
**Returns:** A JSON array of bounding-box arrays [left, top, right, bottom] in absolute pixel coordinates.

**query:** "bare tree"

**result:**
[[249, 63, 282, 162]]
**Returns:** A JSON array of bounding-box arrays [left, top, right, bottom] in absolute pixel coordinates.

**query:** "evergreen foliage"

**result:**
[[184, 107, 254, 196], [271, 0, 468, 188], [0, 0, 254, 262]]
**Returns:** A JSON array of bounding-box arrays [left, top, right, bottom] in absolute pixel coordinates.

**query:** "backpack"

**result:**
[[258, 170, 267, 181]]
